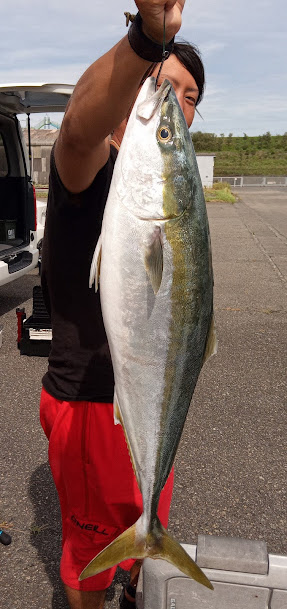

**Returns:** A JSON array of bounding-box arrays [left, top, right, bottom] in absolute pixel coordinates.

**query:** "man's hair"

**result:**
[[173, 41, 205, 106], [140, 42, 205, 106]]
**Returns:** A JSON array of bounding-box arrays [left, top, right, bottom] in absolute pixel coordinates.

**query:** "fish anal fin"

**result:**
[[113, 393, 141, 491], [203, 314, 218, 365], [113, 391, 122, 426], [89, 234, 102, 291], [144, 226, 163, 294], [79, 516, 213, 591]]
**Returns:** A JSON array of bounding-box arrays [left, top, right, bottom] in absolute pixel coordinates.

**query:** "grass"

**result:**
[[192, 132, 287, 176], [0, 521, 13, 530], [35, 184, 236, 204], [204, 182, 236, 203], [30, 522, 51, 535], [35, 186, 48, 200], [212, 150, 287, 177], [36, 191, 48, 199]]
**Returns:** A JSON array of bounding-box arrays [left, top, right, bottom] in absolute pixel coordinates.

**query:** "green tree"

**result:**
[[227, 133, 233, 147], [282, 132, 287, 151], [261, 131, 272, 148]]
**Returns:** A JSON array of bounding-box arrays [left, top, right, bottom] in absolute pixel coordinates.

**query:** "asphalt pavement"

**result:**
[[0, 188, 286, 609]]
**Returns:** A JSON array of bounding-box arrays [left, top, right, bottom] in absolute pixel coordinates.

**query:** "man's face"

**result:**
[[115, 55, 199, 144], [151, 54, 199, 129]]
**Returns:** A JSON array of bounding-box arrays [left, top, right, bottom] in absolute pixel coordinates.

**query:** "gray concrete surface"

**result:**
[[0, 188, 286, 609]]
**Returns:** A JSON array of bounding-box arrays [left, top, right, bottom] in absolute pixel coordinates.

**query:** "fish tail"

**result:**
[[79, 516, 213, 590], [78, 520, 143, 582], [148, 516, 213, 590]]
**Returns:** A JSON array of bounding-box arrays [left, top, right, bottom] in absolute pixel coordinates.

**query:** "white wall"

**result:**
[[196, 155, 215, 188]]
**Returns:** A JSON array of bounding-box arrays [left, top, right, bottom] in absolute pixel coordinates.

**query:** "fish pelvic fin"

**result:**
[[79, 516, 213, 591], [144, 226, 163, 294], [89, 233, 102, 291]]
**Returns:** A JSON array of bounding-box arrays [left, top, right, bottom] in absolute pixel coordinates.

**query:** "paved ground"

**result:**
[[0, 188, 286, 609]]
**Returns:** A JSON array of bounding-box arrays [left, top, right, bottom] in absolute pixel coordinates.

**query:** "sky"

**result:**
[[0, 0, 286, 136]]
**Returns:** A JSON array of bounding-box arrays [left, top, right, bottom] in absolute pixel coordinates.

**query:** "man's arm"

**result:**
[[55, 0, 184, 194]]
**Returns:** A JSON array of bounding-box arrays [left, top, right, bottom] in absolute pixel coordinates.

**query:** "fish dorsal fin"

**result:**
[[202, 314, 218, 364], [89, 233, 102, 291], [144, 226, 163, 294]]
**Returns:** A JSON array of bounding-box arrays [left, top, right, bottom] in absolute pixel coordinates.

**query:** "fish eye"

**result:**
[[157, 125, 172, 143]]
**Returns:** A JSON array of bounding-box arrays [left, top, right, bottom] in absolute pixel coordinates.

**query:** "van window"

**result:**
[[0, 133, 8, 177]]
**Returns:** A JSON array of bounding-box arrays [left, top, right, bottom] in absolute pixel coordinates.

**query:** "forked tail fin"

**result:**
[[79, 516, 213, 590]]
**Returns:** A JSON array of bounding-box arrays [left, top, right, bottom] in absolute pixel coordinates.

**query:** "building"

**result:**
[[23, 129, 215, 188], [23, 128, 58, 185]]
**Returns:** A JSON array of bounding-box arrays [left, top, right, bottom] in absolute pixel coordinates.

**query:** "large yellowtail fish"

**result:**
[[81, 77, 217, 589]]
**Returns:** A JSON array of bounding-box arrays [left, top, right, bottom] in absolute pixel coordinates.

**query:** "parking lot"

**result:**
[[0, 188, 286, 609]]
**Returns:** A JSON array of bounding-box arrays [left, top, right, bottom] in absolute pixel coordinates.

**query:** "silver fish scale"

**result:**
[[95, 77, 214, 531]]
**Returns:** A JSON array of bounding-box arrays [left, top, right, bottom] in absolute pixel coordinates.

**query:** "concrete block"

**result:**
[[139, 538, 287, 609], [166, 579, 270, 609], [270, 590, 287, 609], [197, 534, 268, 574]]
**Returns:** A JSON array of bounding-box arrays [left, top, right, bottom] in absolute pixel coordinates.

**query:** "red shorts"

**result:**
[[40, 387, 174, 591]]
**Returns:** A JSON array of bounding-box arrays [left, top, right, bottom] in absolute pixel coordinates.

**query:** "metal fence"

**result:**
[[214, 176, 287, 187]]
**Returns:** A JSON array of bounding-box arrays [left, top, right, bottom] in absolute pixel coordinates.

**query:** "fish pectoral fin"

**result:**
[[144, 227, 163, 294], [79, 516, 213, 591], [89, 233, 102, 291], [202, 313, 218, 364]]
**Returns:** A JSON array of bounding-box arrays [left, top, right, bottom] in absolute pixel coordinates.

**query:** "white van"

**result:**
[[0, 84, 73, 286]]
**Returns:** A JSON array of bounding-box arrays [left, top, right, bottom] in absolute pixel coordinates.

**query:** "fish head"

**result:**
[[114, 77, 195, 222]]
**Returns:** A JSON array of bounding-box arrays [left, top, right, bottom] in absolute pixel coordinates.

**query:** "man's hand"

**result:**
[[55, 0, 186, 193], [135, 0, 185, 43]]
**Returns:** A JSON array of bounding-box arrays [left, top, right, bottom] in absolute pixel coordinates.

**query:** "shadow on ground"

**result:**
[[0, 271, 40, 316], [29, 463, 68, 609], [28, 463, 128, 608]]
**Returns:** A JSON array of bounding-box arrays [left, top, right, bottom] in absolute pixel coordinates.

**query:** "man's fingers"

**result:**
[[134, 0, 185, 42], [135, 0, 185, 18], [165, 0, 180, 10]]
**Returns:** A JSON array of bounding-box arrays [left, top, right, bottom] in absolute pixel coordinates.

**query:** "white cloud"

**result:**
[[1, 0, 286, 135], [200, 41, 228, 56]]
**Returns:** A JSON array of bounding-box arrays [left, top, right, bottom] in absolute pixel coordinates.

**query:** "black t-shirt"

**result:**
[[41, 145, 117, 402]]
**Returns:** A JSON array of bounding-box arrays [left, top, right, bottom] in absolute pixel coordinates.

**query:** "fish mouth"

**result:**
[[127, 199, 193, 223], [137, 215, 178, 222], [137, 79, 171, 121]]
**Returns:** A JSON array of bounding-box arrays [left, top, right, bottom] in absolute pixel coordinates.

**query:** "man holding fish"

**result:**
[[40, 1, 214, 608]]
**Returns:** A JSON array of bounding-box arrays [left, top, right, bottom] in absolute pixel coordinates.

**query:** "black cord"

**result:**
[[155, 13, 169, 90]]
